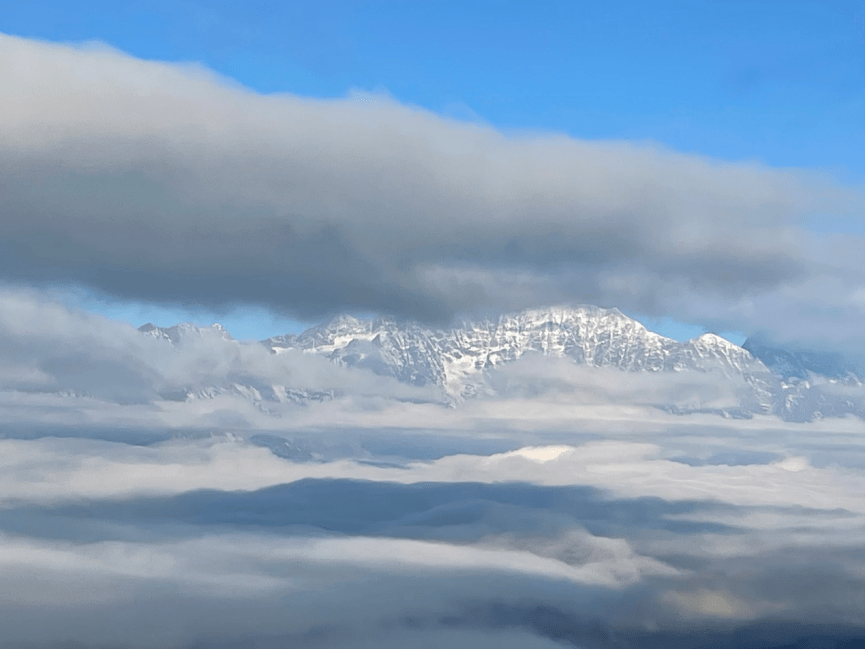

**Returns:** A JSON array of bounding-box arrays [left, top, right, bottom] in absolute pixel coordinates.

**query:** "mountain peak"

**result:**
[[511, 304, 626, 320], [139, 322, 234, 345], [692, 332, 735, 346]]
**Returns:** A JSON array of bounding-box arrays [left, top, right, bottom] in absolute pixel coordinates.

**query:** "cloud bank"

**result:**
[[2, 34, 864, 349], [10, 288, 859, 437], [0, 289, 863, 648], [1, 426, 864, 649]]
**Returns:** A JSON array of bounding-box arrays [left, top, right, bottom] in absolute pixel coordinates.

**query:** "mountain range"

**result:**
[[140, 306, 864, 422]]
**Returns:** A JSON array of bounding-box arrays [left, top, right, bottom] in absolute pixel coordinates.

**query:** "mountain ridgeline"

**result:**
[[140, 306, 864, 422]]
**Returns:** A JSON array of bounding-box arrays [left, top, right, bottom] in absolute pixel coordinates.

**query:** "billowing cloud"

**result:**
[[0, 288, 441, 418], [485, 354, 758, 410], [2, 34, 864, 346]]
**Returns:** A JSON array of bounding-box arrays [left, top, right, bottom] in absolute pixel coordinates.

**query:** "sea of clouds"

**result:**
[[0, 291, 864, 648]]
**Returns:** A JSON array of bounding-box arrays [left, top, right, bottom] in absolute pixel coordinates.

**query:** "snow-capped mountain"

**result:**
[[263, 306, 775, 404], [740, 337, 865, 421], [139, 306, 865, 422]]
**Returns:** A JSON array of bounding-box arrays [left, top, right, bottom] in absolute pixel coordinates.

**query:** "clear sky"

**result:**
[[3, 0, 864, 341]]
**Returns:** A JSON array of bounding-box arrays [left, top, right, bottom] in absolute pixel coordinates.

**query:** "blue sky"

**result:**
[[4, 0, 864, 341]]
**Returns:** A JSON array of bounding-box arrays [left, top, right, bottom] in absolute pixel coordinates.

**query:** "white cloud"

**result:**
[[0, 288, 441, 418]]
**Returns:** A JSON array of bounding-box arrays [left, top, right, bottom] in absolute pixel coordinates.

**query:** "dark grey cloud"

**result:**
[[0, 479, 741, 544], [2, 34, 863, 338]]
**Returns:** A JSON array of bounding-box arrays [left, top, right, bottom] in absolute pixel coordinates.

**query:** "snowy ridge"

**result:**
[[263, 306, 777, 407], [139, 306, 865, 421]]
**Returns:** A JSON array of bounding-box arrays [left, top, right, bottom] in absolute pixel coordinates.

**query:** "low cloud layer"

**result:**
[[2, 289, 865, 647], [3, 288, 829, 432], [2, 34, 864, 348], [0, 426, 864, 648]]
